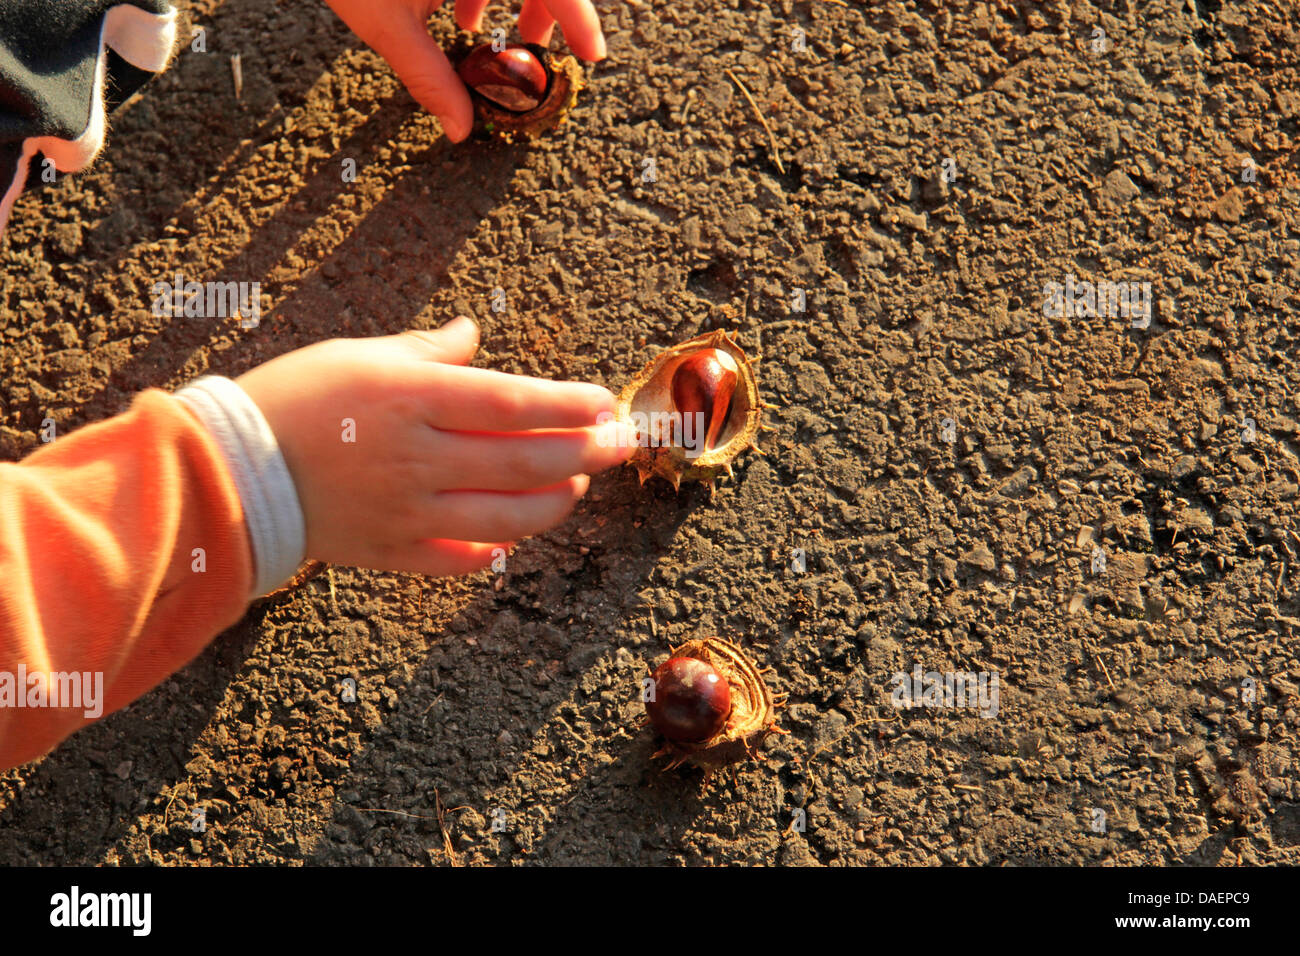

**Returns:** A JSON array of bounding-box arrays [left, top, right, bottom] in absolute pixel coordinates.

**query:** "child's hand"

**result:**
[[323, 0, 607, 142], [235, 316, 633, 576]]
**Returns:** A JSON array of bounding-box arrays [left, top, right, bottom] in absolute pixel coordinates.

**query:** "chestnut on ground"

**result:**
[[670, 349, 739, 454], [646, 656, 732, 744], [644, 638, 785, 772], [616, 330, 766, 490]]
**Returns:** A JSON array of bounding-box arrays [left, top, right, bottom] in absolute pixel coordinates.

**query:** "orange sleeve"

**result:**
[[0, 389, 253, 770]]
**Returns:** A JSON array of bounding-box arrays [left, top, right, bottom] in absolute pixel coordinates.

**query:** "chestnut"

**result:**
[[646, 656, 732, 744], [615, 330, 762, 489], [671, 348, 739, 453], [643, 638, 784, 772], [450, 41, 585, 139], [456, 43, 549, 112]]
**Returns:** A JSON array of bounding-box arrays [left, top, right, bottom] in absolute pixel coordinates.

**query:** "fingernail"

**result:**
[[586, 384, 617, 413], [594, 33, 607, 60], [616, 420, 639, 447], [442, 314, 477, 332], [596, 418, 638, 451], [444, 117, 470, 142]]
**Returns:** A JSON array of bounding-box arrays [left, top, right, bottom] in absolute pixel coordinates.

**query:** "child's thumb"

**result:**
[[398, 315, 480, 364], [371, 17, 474, 142]]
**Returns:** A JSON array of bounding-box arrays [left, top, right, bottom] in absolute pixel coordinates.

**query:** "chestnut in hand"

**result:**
[[456, 44, 549, 112], [451, 41, 585, 139]]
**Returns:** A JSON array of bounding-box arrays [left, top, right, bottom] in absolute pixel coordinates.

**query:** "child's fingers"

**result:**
[[424, 475, 589, 541], [386, 538, 513, 577], [404, 363, 617, 430], [541, 0, 605, 61], [455, 0, 490, 32], [372, 13, 475, 141], [517, 0, 556, 48], [431, 421, 633, 490]]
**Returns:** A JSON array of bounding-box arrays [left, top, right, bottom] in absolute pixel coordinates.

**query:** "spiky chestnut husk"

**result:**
[[646, 638, 786, 772], [453, 41, 584, 140], [616, 330, 763, 490]]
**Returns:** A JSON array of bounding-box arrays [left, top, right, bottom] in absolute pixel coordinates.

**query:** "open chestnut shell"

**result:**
[[644, 638, 785, 772], [453, 41, 585, 139], [616, 330, 763, 489]]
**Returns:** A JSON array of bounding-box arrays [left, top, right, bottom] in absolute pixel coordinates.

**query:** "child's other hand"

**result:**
[[235, 316, 634, 576], [323, 0, 607, 142]]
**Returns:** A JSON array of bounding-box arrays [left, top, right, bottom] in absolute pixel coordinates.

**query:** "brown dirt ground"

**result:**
[[2, 0, 1300, 865]]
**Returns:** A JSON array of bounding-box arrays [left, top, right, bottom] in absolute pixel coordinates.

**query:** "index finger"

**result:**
[[401, 363, 618, 431], [372, 16, 475, 140], [455, 0, 490, 32], [539, 0, 606, 61]]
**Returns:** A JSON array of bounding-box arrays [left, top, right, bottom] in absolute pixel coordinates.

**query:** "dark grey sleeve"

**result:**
[[0, 0, 176, 235]]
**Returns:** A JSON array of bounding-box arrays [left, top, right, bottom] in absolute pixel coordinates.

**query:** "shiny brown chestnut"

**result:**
[[456, 43, 549, 112], [643, 638, 785, 773], [451, 41, 584, 139], [646, 656, 732, 744], [616, 330, 761, 488], [671, 348, 739, 453]]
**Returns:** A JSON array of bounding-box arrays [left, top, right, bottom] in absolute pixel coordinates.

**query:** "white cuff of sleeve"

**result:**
[[174, 375, 307, 599]]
